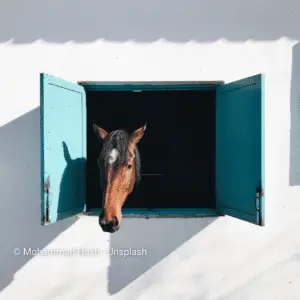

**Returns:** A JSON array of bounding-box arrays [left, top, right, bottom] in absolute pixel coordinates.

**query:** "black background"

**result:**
[[86, 90, 216, 209]]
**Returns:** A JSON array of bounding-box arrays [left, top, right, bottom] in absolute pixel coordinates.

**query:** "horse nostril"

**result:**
[[110, 225, 120, 233], [113, 216, 119, 226]]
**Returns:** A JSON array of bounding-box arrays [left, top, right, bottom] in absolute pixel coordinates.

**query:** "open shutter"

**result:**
[[216, 74, 265, 226], [40, 73, 87, 225]]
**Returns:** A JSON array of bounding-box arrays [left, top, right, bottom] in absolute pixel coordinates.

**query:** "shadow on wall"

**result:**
[[0, 108, 78, 293], [0, 0, 300, 43], [289, 42, 300, 186], [108, 217, 216, 295], [218, 255, 300, 300]]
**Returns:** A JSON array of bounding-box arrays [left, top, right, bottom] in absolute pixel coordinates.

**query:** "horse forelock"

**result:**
[[100, 130, 129, 171], [98, 129, 142, 191]]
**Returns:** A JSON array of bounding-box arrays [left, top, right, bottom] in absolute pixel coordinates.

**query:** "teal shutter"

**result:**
[[216, 74, 265, 226], [40, 73, 87, 225]]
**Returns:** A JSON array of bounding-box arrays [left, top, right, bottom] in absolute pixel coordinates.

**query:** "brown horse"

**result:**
[[93, 123, 146, 233]]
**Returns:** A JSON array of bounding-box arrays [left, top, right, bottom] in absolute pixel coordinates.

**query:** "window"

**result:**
[[40, 74, 265, 226]]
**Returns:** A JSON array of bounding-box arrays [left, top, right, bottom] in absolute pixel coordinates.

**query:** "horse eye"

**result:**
[[127, 164, 132, 169]]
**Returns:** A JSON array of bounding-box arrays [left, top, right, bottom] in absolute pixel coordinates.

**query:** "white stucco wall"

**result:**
[[1, 1, 300, 299]]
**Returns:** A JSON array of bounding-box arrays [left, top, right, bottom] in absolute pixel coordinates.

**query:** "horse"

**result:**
[[93, 123, 146, 233]]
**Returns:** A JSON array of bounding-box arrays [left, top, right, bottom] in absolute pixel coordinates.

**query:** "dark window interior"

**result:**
[[86, 90, 216, 210]]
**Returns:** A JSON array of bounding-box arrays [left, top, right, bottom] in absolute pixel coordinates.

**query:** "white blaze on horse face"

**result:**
[[108, 148, 119, 165]]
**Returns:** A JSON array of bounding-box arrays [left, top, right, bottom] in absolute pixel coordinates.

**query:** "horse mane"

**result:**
[[100, 129, 141, 185]]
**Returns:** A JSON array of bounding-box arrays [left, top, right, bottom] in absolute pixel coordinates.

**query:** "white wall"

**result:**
[[1, 0, 300, 299]]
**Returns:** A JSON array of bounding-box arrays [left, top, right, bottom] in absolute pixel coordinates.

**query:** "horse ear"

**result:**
[[129, 123, 147, 146], [93, 124, 108, 140]]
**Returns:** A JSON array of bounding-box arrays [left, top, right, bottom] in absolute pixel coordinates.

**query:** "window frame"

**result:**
[[79, 80, 224, 218]]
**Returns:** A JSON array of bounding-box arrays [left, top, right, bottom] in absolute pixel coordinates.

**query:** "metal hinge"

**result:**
[[256, 186, 264, 199], [256, 185, 264, 226], [43, 176, 51, 224]]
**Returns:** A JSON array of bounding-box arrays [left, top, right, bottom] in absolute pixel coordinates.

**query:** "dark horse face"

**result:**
[[93, 123, 146, 233]]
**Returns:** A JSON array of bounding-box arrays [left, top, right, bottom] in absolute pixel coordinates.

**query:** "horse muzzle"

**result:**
[[99, 215, 120, 233]]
